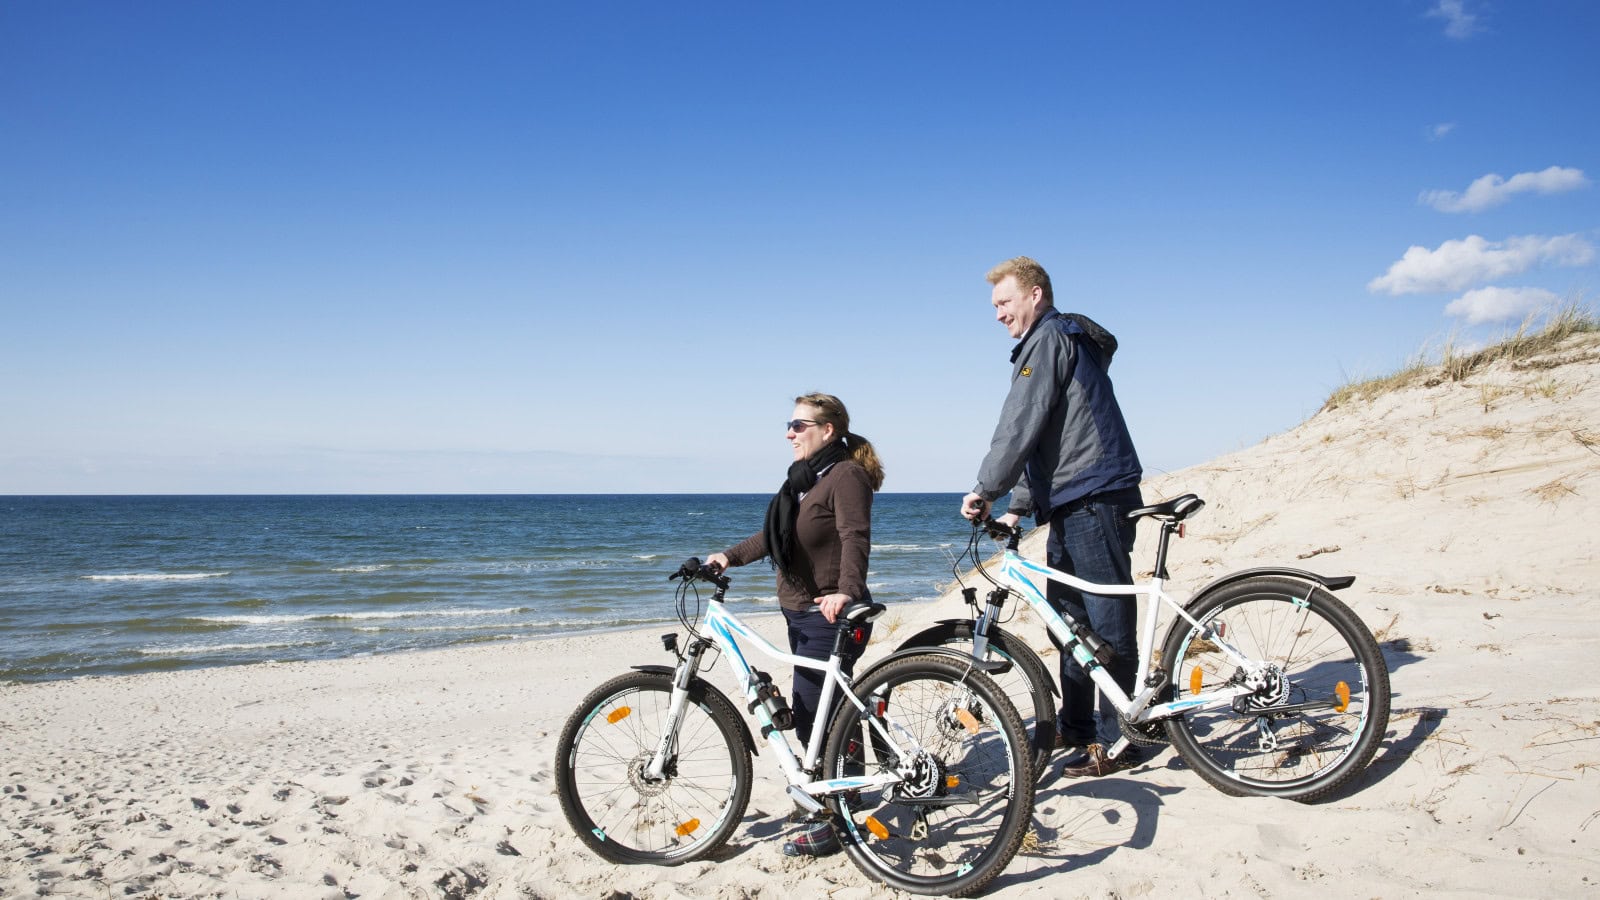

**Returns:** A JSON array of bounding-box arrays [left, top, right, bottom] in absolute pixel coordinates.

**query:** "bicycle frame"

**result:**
[[651, 597, 903, 812], [979, 546, 1271, 743]]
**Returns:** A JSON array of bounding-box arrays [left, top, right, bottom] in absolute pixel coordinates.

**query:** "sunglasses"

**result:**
[[785, 419, 821, 432]]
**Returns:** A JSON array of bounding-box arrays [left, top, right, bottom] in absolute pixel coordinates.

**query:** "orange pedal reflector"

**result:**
[[865, 816, 889, 840], [1334, 681, 1351, 712], [606, 706, 632, 724], [946, 775, 960, 789], [1189, 666, 1204, 696], [955, 708, 981, 734], [676, 818, 700, 837]]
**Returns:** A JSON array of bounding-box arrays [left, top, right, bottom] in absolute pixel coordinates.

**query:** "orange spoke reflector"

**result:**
[[955, 708, 981, 734], [1334, 681, 1351, 713], [865, 816, 889, 840], [676, 818, 700, 837], [606, 706, 632, 724], [946, 775, 960, 789], [1189, 666, 1204, 696]]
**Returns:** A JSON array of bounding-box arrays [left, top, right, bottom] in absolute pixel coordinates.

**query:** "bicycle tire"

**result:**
[[1160, 575, 1391, 802], [555, 670, 752, 863], [820, 652, 1033, 897], [897, 622, 1058, 780]]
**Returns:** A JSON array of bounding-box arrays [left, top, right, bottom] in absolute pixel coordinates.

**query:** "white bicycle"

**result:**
[[555, 558, 1034, 896], [898, 494, 1391, 801]]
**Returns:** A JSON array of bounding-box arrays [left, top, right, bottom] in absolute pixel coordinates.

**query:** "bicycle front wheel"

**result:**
[[1161, 575, 1391, 801], [821, 652, 1033, 897], [897, 622, 1058, 780], [555, 670, 752, 864]]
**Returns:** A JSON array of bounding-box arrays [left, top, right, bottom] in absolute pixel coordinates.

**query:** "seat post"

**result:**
[[1153, 520, 1177, 580]]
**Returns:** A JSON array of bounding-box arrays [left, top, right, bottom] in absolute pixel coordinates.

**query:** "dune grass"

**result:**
[[1322, 303, 1598, 412]]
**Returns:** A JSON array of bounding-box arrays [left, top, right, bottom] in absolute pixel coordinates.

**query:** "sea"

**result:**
[[0, 494, 970, 683]]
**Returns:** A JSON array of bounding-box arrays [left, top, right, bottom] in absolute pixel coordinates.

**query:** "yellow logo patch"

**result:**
[[1020, 366, 1033, 377]]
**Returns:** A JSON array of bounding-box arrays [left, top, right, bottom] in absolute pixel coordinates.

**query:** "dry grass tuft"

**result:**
[[1531, 478, 1578, 504], [1320, 302, 1598, 412], [1530, 377, 1560, 399], [1322, 356, 1432, 411]]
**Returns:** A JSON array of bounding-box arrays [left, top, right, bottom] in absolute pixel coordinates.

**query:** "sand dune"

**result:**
[[4, 333, 1598, 898]]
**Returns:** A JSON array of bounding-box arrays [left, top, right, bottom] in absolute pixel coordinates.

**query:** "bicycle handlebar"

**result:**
[[670, 556, 731, 589], [975, 516, 1020, 542]]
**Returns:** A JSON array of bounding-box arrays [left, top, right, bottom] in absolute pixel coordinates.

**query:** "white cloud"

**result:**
[[1367, 233, 1595, 295], [1427, 0, 1481, 39], [1428, 122, 1457, 141], [1421, 166, 1590, 213], [1444, 286, 1559, 324]]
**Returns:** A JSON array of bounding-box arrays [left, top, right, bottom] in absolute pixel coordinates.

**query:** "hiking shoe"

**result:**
[[782, 821, 842, 857], [1060, 743, 1136, 778]]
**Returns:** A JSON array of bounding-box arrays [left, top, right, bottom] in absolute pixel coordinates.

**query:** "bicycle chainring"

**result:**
[[1118, 713, 1170, 748]]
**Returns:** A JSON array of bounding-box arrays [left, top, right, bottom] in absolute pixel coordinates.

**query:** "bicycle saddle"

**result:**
[[841, 601, 887, 623], [1127, 493, 1206, 523]]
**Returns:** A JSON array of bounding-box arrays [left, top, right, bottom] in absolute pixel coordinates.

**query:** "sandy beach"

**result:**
[[5, 332, 1599, 899]]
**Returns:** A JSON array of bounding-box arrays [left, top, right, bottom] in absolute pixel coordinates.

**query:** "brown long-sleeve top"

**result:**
[[723, 461, 874, 613]]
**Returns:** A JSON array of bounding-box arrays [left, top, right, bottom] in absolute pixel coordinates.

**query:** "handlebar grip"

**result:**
[[669, 556, 702, 581], [669, 556, 731, 589]]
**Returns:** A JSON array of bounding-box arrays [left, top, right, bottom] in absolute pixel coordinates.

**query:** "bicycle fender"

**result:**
[[895, 622, 1045, 686], [897, 620, 978, 645], [629, 665, 759, 756], [1188, 567, 1356, 608], [857, 645, 1010, 681]]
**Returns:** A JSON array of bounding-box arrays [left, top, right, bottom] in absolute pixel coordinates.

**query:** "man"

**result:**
[[960, 255, 1146, 778]]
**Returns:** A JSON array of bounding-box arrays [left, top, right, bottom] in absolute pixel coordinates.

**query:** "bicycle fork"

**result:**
[[644, 634, 708, 781]]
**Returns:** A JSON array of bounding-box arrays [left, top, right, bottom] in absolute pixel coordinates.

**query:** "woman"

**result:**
[[707, 391, 885, 858]]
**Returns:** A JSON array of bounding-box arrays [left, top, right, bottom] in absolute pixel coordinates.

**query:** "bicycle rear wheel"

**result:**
[[555, 670, 752, 863], [896, 622, 1057, 780], [1161, 575, 1390, 801], [821, 652, 1033, 897]]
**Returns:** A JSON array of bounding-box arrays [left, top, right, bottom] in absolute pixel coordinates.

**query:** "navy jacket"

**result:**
[[972, 309, 1142, 521]]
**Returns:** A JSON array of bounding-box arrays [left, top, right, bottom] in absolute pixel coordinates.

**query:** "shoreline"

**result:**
[[7, 339, 1599, 897]]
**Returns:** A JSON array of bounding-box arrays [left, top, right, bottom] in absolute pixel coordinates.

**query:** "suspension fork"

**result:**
[[645, 636, 711, 780], [966, 587, 1008, 659]]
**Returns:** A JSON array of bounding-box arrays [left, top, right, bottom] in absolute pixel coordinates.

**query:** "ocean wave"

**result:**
[[331, 564, 391, 573], [84, 572, 230, 582], [873, 544, 942, 552], [354, 612, 678, 634], [137, 641, 312, 656], [194, 606, 532, 625]]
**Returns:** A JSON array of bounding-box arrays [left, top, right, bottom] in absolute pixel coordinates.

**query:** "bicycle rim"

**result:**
[[823, 654, 1032, 897], [555, 672, 750, 863], [1163, 578, 1390, 800]]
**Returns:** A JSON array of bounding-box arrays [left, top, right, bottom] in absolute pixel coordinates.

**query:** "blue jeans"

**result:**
[[783, 605, 872, 747], [1045, 486, 1142, 748]]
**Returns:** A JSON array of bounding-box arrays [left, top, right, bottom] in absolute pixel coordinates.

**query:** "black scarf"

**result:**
[[763, 439, 851, 585]]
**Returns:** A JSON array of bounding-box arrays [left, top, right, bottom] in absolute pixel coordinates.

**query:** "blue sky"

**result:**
[[2, 1, 1596, 494]]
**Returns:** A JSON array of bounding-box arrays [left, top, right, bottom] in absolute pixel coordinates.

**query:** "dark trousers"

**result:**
[[1044, 485, 1143, 748], [782, 605, 872, 748]]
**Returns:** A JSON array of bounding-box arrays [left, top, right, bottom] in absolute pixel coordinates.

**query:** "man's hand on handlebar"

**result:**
[[960, 492, 990, 521], [705, 552, 731, 572]]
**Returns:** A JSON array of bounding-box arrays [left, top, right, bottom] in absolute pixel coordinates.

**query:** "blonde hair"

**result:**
[[986, 256, 1054, 306], [795, 392, 885, 491]]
